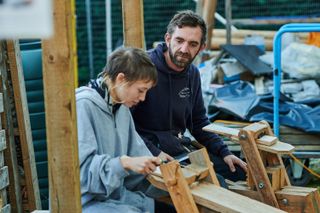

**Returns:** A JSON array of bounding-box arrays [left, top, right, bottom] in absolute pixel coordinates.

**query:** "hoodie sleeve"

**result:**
[[76, 98, 129, 199], [190, 71, 232, 158]]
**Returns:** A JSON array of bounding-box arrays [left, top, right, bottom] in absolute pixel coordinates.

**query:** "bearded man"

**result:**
[[131, 10, 247, 186]]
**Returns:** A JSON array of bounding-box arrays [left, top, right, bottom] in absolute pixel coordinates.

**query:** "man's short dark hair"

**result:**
[[167, 10, 207, 45], [103, 47, 157, 85]]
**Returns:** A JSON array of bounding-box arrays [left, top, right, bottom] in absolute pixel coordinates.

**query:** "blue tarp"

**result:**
[[209, 81, 320, 133]]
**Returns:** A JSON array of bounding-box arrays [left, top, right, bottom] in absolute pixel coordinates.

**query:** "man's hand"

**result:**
[[120, 156, 161, 175], [223, 154, 247, 173], [158, 151, 174, 162]]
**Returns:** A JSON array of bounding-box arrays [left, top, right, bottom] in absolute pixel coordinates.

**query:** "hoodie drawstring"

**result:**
[[168, 73, 173, 129]]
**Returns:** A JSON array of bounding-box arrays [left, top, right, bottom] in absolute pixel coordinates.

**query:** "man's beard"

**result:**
[[168, 44, 196, 69]]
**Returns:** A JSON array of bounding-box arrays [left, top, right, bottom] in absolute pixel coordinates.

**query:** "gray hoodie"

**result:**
[[76, 86, 154, 213]]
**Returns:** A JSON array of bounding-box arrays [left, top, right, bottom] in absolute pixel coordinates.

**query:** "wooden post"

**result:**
[[0, 42, 16, 213], [6, 40, 41, 211], [238, 129, 279, 208], [122, 0, 145, 49], [202, 0, 217, 49], [160, 161, 199, 213], [41, 0, 81, 212]]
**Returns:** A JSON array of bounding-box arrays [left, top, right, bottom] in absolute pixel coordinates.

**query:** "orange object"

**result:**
[[307, 32, 320, 47]]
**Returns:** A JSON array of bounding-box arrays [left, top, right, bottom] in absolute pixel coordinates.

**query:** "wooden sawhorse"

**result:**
[[203, 120, 320, 212], [148, 148, 285, 213]]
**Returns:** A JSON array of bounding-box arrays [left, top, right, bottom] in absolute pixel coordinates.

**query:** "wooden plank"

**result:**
[[191, 182, 285, 213], [0, 166, 9, 190], [160, 161, 199, 213], [41, 0, 81, 212], [203, 123, 295, 154], [0, 93, 3, 114], [150, 166, 284, 212], [188, 148, 220, 186], [0, 130, 6, 152], [0, 41, 23, 213], [279, 135, 320, 145], [239, 129, 279, 208], [258, 142, 294, 154], [275, 188, 319, 213], [122, 0, 145, 49], [266, 166, 282, 191], [212, 29, 308, 40], [202, 0, 217, 49], [203, 123, 239, 140], [243, 122, 268, 137], [6, 40, 41, 211], [257, 135, 277, 146]]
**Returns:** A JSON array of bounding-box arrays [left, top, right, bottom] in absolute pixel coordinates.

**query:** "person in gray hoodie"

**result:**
[[76, 47, 162, 213]]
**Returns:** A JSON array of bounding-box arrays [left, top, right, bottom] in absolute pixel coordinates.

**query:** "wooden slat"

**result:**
[[203, 123, 295, 154], [160, 161, 199, 213], [0, 41, 22, 213], [275, 188, 320, 213], [6, 40, 41, 211], [41, 0, 81, 212], [188, 148, 220, 186], [257, 135, 277, 146], [0, 167, 9, 191], [0, 93, 3, 114], [149, 169, 284, 212], [239, 129, 279, 208], [122, 0, 145, 49], [0, 131, 6, 152], [192, 183, 285, 213]]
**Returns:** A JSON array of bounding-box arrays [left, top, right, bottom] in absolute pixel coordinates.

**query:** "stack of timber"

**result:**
[[0, 42, 13, 212], [210, 29, 308, 51], [0, 41, 41, 212]]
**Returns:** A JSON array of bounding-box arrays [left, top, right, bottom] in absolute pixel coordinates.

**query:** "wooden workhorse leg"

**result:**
[[160, 161, 199, 213]]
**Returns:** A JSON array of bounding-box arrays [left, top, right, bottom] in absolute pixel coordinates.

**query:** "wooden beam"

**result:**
[[160, 161, 200, 213], [6, 40, 41, 211], [202, 0, 217, 49], [239, 129, 279, 208], [122, 0, 145, 48], [41, 0, 81, 211]]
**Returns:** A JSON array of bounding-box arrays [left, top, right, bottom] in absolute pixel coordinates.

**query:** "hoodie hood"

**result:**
[[76, 86, 116, 116]]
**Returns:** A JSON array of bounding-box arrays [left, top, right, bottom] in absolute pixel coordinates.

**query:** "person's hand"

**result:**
[[223, 154, 247, 173], [120, 156, 161, 175], [158, 151, 174, 162]]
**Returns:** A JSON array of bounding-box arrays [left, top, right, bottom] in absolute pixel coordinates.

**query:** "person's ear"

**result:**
[[115, 72, 126, 84], [200, 43, 206, 52], [164, 33, 171, 46]]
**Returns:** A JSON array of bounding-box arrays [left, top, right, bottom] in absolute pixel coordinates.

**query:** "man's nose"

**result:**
[[180, 42, 189, 53]]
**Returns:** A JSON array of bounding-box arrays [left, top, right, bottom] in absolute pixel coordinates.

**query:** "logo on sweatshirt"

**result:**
[[178, 87, 190, 98]]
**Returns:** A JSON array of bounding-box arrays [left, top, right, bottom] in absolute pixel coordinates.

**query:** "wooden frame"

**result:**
[[204, 121, 320, 212]]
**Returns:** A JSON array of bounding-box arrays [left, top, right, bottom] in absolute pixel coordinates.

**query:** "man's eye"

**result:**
[[190, 43, 198, 47]]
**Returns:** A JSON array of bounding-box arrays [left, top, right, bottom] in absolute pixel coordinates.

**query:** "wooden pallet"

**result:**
[[148, 148, 284, 213], [203, 121, 320, 212]]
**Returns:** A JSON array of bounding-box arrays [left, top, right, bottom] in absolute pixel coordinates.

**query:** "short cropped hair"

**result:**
[[167, 10, 207, 45], [103, 47, 157, 85]]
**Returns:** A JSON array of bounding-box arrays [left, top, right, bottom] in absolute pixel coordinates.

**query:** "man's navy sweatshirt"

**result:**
[[131, 43, 231, 158]]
